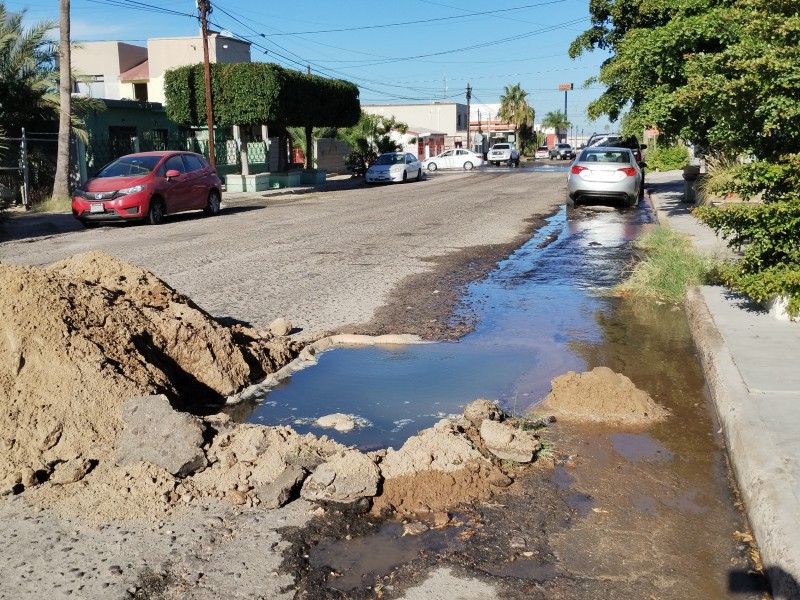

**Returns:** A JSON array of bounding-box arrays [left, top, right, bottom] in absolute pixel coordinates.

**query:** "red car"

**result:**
[[72, 151, 222, 226]]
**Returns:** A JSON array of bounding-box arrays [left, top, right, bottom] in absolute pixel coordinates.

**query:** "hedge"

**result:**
[[164, 62, 360, 128]]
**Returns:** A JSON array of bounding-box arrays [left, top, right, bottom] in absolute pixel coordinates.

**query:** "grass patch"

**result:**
[[30, 196, 72, 214], [615, 226, 723, 302]]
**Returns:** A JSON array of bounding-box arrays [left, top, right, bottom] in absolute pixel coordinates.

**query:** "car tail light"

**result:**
[[571, 165, 587, 174], [618, 167, 637, 177]]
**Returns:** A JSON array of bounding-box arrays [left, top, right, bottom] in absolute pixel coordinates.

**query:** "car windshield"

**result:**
[[96, 156, 162, 178], [493, 144, 510, 149], [580, 150, 632, 163], [375, 154, 404, 165]]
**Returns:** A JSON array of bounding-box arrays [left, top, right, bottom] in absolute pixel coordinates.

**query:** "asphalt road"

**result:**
[[0, 169, 567, 340]]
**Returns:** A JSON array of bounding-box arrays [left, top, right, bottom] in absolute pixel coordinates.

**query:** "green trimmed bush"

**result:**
[[164, 63, 360, 128], [645, 145, 690, 172]]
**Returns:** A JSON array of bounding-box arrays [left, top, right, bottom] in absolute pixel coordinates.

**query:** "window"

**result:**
[[183, 154, 205, 172], [133, 83, 148, 102], [162, 155, 187, 175]]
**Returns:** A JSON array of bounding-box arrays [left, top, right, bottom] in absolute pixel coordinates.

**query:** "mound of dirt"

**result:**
[[538, 366, 668, 424], [0, 252, 301, 498], [0, 253, 551, 523]]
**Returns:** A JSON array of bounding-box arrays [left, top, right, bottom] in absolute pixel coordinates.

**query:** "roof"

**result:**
[[120, 60, 149, 82]]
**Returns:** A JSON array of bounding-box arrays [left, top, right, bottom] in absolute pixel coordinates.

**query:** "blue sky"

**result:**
[[9, 0, 614, 134]]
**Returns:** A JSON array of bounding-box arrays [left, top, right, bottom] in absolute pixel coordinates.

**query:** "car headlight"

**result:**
[[118, 184, 147, 195]]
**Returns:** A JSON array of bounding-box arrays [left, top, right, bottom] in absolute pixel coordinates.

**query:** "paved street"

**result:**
[[0, 170, 566, 340]]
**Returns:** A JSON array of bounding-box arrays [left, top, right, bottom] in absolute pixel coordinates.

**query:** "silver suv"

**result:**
[[549, 143, 575, 160]]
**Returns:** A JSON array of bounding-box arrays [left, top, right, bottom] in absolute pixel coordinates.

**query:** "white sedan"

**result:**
[[422, 148, 484, 171], [365, 152, 422, 184]]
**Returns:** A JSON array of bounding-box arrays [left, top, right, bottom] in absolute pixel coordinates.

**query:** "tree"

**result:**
[[52, 0, 70, 200], [337, 111, 408, 176], [0, 4, 57, 135], [541, 110, 570, 142], [165, 62, 360, 172], [497, 83, 534, 147]]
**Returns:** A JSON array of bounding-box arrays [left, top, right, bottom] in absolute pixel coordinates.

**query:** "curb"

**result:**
[[685, 287, 800, 599]]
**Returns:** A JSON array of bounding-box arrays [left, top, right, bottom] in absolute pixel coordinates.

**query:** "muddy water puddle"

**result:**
[[243, 205, 648, 449], [253, 203, 766, 598]]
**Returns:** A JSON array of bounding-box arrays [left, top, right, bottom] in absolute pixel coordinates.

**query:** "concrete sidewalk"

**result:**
[[647, 170, 800, 599]]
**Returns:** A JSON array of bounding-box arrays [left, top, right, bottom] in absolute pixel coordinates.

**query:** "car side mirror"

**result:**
[[165, 169, 180, 179], [640, 144, 648, 150], [638, 161, 647, 169]]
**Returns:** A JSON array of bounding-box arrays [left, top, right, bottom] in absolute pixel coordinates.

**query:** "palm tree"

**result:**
[[541, 110, 571, 142], [0, 4, 57, 135], [52, 0, 71, 200], [497, 83, 534, 147]]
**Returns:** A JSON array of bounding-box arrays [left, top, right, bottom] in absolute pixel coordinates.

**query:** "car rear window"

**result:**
[[581, 150, 632, 163]]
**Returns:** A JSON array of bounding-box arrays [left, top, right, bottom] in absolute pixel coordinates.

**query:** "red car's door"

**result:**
[[159, 154, 192, 213], [181, 153, 212, 210]]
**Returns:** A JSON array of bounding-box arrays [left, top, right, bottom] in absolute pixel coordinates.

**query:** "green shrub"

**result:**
[[694, 197, 800, 315], [645, 145, 690, 172]]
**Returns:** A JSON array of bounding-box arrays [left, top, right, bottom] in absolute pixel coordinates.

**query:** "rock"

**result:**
[[226, 489, 248, 506], [463, 399, 502, 427], [300, 451, 380, 505], [256, 465, 307, 509], [50, 457, 92, 485], [479, 420, 540, 463], [269, 318, 293, 337], [379, 420, 487, 479], [116, 395, 207, 477], [486, 468, 514, 488], [316, 413, 355, 432]]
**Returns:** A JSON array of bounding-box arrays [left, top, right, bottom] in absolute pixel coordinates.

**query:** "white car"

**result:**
[[487, 143, 520, 166], [365, 152, 422, 184], [422, 149, 484, 172]]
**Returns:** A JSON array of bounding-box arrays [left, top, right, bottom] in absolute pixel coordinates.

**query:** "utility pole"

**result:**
[[198, 0, 216, 168], [465, 83, 471, 151]]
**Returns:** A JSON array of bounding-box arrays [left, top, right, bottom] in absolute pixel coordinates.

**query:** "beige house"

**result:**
[[72, 32, 251, 104], [362, 102, 469, 145]]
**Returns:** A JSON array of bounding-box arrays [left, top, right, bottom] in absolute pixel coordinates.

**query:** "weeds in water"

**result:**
[[535, 440, 556, 462], [615, 226, 725, 303]]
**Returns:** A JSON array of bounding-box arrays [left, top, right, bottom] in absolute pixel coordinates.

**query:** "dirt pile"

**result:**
[[538, 366, 669, 424], [0, 251, 301, 499]]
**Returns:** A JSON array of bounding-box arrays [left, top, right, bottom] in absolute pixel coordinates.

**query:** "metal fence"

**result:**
[[0, 129, 58, 207], [83, 131, 269, 175], [1, 128, 272, 208]]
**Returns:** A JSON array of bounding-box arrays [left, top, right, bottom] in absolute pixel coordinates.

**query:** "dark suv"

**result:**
[[585, 133, 647, 162], [549, 143, 576, 160]]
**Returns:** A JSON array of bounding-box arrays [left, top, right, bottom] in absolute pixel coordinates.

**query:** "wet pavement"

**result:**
[[257, 197, 769, 598]]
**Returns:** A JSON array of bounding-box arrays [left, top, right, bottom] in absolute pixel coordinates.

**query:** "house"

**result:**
[[71, 33, 262, 179], [362, 102, 468, 152], [72, 33, 251, 104]]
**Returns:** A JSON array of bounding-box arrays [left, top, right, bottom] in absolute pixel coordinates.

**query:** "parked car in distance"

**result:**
[[534, 145, 549, 160], [585, 133, 647, 162], [567, 146, 643, 207], [487, 143, 520, 166], [423, 148, 484, 171], [365, 152, 422, 184], [72, 151, 222, 227], [549, 143, 576, 160]]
